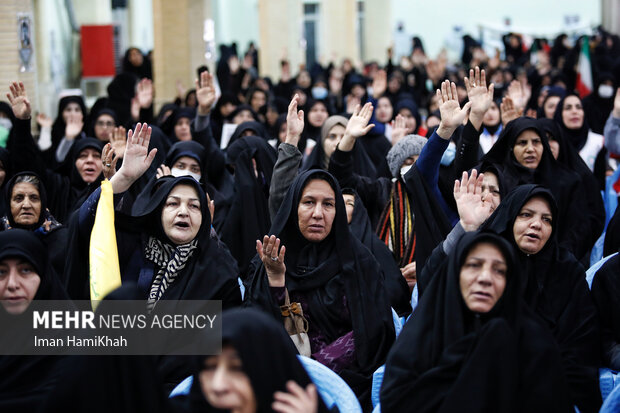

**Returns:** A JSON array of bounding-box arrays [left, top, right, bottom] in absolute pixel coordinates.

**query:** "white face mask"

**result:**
[[0, 118, 12, 130], [400, 164, 413, 178], [598, 84, 614, 99], [170, 167, 201, 182]]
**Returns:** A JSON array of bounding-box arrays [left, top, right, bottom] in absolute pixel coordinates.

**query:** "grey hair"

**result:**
[[14, 174, 40, 186]]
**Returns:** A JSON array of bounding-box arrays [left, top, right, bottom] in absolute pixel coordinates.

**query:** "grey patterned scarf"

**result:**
[[144, 236, 198, 312]]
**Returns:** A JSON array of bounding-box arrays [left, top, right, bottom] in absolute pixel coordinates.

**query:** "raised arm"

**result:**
[[269, 95, 304, 219], [109, 122, 158, 193], [464, 66, 494, 131]]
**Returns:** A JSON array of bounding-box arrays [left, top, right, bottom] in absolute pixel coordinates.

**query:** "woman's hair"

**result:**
[[13, 174, 40, 188]]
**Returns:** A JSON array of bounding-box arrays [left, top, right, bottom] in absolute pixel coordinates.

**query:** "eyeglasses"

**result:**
[[96, 120, 115, 127]]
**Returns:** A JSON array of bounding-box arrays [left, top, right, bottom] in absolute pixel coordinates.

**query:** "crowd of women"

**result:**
[[1, 29, 620, 412]]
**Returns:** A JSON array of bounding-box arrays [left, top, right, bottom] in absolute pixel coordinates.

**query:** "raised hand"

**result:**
[[500, 96, 519, 126], [391, 114, 408, 146], [110, 122, 157, 193], [454, 170, 493, 231], [155, 164, 171, 179], [436, 80, 472, 140], [7, 81, 31, 120], [272, 381, 318, 413], [346, 102, 375, 138], [65, 114, 83, 140], [101, 143, 119, 180], [464, 66, 494, 130], [256, 235, 286, 287], [195, 71, 216, 115], [136, 78, 154, 109], [109, 126, 127, 158], [506, 80, 530, 112], [371, 69, 387, 98], [36, 113, 52, 128], [285, 94, 304, 146]]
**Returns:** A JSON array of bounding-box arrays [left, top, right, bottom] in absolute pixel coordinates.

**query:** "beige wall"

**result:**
[[257, 0, 303, 80], [362, 0, 391, 64], [152, 0, 213, 108], [321, 0, 359, 67]]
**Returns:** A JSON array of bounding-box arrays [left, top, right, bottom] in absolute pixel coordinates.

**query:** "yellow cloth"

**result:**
[[89, 179, 121, 309]]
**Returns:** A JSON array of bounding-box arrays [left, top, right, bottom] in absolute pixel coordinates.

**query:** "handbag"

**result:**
[[280, 289, 311, 357]]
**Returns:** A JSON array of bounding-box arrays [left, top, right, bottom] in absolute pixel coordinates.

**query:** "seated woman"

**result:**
[[247, 169, 394, 409], [420, 180, 601, 412], [0, 229, 68, 412], [1, 172, 68, 277], [173, 308, 328, 413], [381, 231, 572, 412]]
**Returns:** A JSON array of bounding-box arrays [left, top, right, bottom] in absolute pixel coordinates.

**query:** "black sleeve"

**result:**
[[454, 120, 482, 175], [7, 118, 47, 177]]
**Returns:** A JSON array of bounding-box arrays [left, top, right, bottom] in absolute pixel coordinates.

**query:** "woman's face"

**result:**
[[278, 121, 287, 143], [297, 71, 312, 89], [220, 102, 237, 118], [250, 91, 267, 113], [482, 102, 500, 127], [480, 171, 501, 213], [307, 103, 328, 128], [322, 124, 346, 160], [0, 257, 41, 315], [398, 108, 417, 134], [232, 110, 254, 125], [161, 184, 202, 245], [512, 129, 543, 169], [199, 345, 256, 413], [342, 193, 355, 224], [561, 95, 584, 129], [376, 97, 393, 123], [10, 182, 41, 226], [128, 48, 144, 66], [75, 148, 103, 183], [297, 179, 336, 242], [172, 156, 201, 178], [543, 96, 560, 119], [459, 242, 507, 314], [94, 114, 116, 142], [175, 118, 192, 141], [512, 196, 553, 254], [62, 102, 83, 123]]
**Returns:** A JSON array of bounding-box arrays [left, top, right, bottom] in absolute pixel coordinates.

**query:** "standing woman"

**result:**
[[247, 170, 394, 409], [50, 95, 87, 164], [553, 93, 605, 177]]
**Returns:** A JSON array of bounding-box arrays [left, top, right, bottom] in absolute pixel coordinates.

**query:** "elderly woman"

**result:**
[[381, 231, 572, 412], [172, 308, 329, 413], [2, 172, 68, 276], [247, 170, 394, 409], [0, 229, 68, 412]]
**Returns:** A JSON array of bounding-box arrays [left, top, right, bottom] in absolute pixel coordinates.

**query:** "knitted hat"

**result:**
[[386, 134, 427, 177]]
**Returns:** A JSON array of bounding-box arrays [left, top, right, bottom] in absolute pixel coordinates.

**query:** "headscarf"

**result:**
[[553, 93, 590, 151], [161, 107, 196, 142], [480, 185, 602, 412], [179, 308, 329, 413], [220, 136, 276, 278], [381, 231, 571, 412], [87, 108, 118, 140], [226, 120, 268, 147], [246, 170, 394, 405], [590, 254, 620, 370]]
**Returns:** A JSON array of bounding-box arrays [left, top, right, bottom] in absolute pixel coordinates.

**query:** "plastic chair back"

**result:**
[[296, 355, 362, 412]]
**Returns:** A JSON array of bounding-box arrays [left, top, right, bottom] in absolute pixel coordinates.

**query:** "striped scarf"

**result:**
[[144, 236, 198, 312], [376, 179, 416, 267]]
